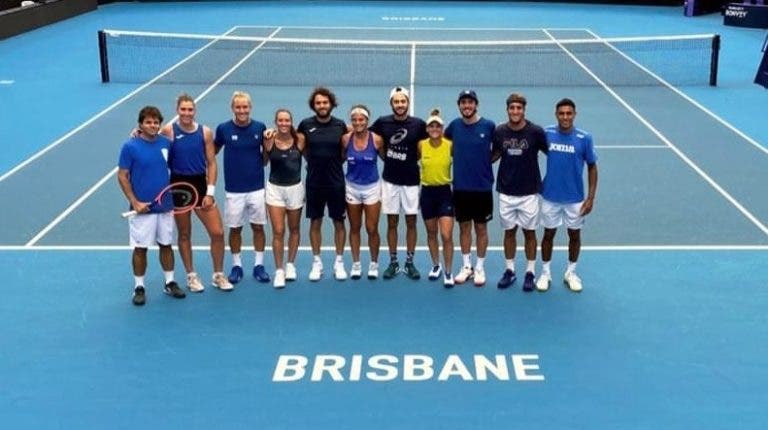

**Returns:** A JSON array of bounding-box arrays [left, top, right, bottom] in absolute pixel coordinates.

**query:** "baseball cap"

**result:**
[[457, 89, 478, 103], [426, 108, 443, 126], [389, 86, 410, 100]]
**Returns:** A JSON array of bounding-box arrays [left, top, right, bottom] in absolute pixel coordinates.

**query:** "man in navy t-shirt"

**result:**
[[214, 91, 270, 285], [536, 98, 598, 293], [370, 86, 428, 280], [444, 90, 496, 287], [491, 93, 548, 292], [298, 87, 349, 282], [117, 106, 184, 306]]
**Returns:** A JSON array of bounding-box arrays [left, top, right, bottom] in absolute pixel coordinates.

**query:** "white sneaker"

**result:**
[[186, 272, 205, 293], [212, 272, 233, 291], [428, 264, 442, 280], [473, 267, 486, 287], [443, 273, 454, 288], [308, 260, 323, 282], [536, 272, 552, 292], [454, 266, 474, 284], [367, 262, 379, 279], [273, 269, 286, 289], [564, 271, 583, 292], [350, 262, 362, 279], [334, 261, 347, 281], [285, 262, 297, 281]]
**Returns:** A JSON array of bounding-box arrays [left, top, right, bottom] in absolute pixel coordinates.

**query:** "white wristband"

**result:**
[[206, 185, 215, 196]]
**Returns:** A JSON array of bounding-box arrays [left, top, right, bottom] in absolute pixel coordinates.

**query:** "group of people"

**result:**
[[117, 86, 598, 306]]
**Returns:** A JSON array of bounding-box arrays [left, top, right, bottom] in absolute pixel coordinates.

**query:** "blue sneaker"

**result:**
[[497, 269, 516, 289], [522, 272, 535, 292], [228, 265, 244, 284], [253, 264, 270, 283]]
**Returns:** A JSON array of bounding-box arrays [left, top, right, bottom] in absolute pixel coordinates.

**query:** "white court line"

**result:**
[[584, 29, 768, 157], [24, 27, 284, 247], [596, 145, 668, 149], [235, 25, 590, 31], [542, 29, 768, 239], [0, 27, 243, 184], [2, 245, 768, 252]]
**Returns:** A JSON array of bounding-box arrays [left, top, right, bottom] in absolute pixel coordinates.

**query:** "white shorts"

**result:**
[[381, 180, 419, 215], [499, 193, 540, 231], [129, 212, 174, 248], [539, 198, 585, 230], [346, 180, 381, 205], [225, 189, 267, 228], [266, 181, 305, 210]]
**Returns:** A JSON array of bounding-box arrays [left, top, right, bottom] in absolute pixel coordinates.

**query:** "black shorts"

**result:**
[[170, 173, 207, 208], [306, 185, 346, 221], [453, 190, 493, 223], [420, 185, 454, 220]]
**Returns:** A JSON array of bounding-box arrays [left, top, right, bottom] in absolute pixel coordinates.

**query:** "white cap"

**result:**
[[389, 86, 410, 101]]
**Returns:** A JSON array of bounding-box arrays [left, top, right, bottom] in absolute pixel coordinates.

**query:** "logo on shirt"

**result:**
[[175, 134, 184, 139], [480, 133, 486, 139], [254, 134, 260, 140], [161, 148, 169, 161], [390, 128, 408, 145], [308, 127, 317, 133], [549, 143, 575, 153], [231, 135, 239, 141], [503, 138, 529, 156]]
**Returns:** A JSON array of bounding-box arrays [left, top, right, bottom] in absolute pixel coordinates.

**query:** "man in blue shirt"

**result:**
[[214, 91, 270, 286], [444, 90, 496, 286], [536, 98, 598, 293], [491, 93, 548, 292], [117, 106, 185, 306]]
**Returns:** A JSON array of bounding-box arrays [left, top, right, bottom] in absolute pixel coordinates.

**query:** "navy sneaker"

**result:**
[[228, 265, 244, 284], [497, 269, 517, 289], [253, 264, 271, 283], [132, 286, 146, 306], [164, 281, 186, 299], [522, 272, 536, 292]]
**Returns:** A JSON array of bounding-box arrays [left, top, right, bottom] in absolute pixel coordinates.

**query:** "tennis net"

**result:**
[[98, 29, 720, 87]]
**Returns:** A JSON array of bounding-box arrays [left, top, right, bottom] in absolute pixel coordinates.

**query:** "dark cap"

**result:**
[[457, 89, 478, 104]]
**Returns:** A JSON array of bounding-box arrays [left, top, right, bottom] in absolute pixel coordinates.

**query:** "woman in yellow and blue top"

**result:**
[[418, 109, 455, 287]]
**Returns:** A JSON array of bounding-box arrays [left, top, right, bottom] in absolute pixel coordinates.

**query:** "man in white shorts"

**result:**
[[117, 105, 185, 306], [214, 91, 270, 285], [491, 93, 548, 292], [537, 98, 598, 293], [370, 87, 427, 280]]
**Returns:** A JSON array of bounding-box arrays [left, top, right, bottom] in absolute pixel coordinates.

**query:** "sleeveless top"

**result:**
[[268, 138, 302, 186], [169, 123, 206, 175], [345, 132, 379, 186], [420, 137, 452, 186]]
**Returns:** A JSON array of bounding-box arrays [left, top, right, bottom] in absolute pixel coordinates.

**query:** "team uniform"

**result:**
[[419, 136, 453, 220], [444, 117, 496, 223], [540, 126, 598, 229], [345, 132, 381, 205], [118, 135, 174, 248], [492, 121, 548, 230], [298, 116, 348, 220], [265, 139, 304, 210], [169, 123, 208, 207], [214, 119, 267, 227], [370, 115, 427, 215]]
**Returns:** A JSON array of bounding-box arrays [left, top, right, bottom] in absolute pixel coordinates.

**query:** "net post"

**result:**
[[98, 30, 110, 83], [710, 34, 720, 87]]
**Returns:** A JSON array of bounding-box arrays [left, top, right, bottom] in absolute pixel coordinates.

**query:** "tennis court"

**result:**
[[1, 1, 767, 428]]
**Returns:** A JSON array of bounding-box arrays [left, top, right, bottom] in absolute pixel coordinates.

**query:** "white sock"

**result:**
[[313, 254, 322, 264], [542, 262, 551, 275], [462, 253, 472, 268], [505, 259, 515, 271], [476, 257, 485, 271], [163, 271, 174, 284], [255, 251, 264, 266], [335, 254, 344, 264], [232, 253, 242, 267], [526, 260, 536, 275], [567, 261, 578, 274], [134, 276, 144, 288]]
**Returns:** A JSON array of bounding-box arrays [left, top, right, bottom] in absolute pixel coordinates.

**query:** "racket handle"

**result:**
[[121, 210, 138, 218]]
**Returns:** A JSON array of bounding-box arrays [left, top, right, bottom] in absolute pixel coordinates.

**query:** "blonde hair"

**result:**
[[231, 90, 252, 107]]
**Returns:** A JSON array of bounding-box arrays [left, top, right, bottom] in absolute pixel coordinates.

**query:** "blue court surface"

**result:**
[[1, 1, 768, 428]]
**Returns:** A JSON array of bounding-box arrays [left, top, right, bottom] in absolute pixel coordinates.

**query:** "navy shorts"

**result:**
[[420, 184, 454, 220], [306, 185, 346, 221], [170, 173, 207, 208], [453, 190, 493, 223]]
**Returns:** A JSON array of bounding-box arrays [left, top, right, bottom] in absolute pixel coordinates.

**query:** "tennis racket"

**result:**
[[121, 181, 199, 218]]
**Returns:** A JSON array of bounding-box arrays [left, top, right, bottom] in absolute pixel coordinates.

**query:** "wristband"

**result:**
[[206, 185, 215, 196]]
